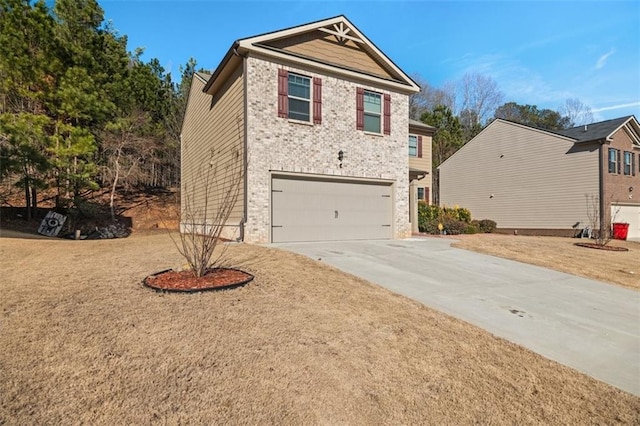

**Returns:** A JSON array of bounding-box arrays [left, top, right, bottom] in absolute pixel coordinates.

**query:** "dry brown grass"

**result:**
[[1, 232, 638, 424], [451, 234, 639, 290]]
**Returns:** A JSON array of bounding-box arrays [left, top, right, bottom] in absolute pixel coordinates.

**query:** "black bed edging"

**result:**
[[142, 268, 254, 293]]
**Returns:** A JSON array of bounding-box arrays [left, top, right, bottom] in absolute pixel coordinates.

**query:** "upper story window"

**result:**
[[623, 151, 635, 176], [608, 148, 619, 174], [363, 91, 381, 133], [408, 135, 418, 157], [356, 88, 390, 135], [288, 73, 311, 121], [278, 69, 322, 124]]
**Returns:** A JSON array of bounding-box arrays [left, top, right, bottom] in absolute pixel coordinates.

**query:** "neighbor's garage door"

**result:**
[[271, 176, 392, 243], [612, 204, 640, 239]]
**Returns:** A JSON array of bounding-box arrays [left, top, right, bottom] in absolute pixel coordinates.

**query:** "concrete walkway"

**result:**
[[274, 238, 640, 396]]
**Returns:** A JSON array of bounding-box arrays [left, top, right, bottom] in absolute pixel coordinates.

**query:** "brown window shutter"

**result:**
[[617, 149, 621, 174], [313, 77, 322, 124], [356, 87, 364, 130], [425, 187, 430, 205], [278, 69, 288, 118], [633, 153, 636, 176], [417, 135, 423, 158], [383, 94, 391, 135]]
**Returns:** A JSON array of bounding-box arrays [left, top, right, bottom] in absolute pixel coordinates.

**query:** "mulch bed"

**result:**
[[574, 242, 630, 252], [143, 268, 254, 293]]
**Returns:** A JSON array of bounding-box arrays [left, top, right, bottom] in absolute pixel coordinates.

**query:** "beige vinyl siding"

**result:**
[[264, 31, 395, 80], [180, 66, 245, 237], [439, 120, 599, 230], [409, 134, 432, 205]]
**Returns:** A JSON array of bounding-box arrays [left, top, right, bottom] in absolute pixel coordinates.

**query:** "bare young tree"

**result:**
[[172, 145, 244, 278], [585, 194, 618, 246], [101, 111, 156, 220], [560, 98, 594, 127]]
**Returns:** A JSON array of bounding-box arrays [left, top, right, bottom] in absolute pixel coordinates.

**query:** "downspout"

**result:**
[[598, 141, 606, 235], [598, 143, 605, 238], [239, 48, 248, 242]]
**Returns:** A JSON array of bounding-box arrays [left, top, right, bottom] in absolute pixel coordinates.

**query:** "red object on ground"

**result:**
[[612, 223, 629, 240]]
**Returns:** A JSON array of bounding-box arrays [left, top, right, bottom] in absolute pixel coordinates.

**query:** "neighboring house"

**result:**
[[408, 119, 435, 228], [181, 15, 433, 243], [439, 116, 640, 238]]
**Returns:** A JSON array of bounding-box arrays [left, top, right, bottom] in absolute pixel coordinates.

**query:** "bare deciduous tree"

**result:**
[[409, 73, 456, 120], [172, 145, 244, 278], [560, 98, 594, 127], [585, 194, 618, 246], [101, 111, 156, 220], [457, 72, 504, 125]]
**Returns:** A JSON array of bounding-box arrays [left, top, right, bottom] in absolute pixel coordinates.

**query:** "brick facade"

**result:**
[[243, 57, 410, 243], [602, 130, 640, 224]]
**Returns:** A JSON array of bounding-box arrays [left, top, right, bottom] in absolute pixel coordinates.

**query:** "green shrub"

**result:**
[[442, 205, 472, 223], [443, 218, 467, 235], [418, 202, 442, 232], [477, 219, 497, 233], [417, 203, 488, 234], [420, 218, 441, 234], [464, 224, 479, 234]]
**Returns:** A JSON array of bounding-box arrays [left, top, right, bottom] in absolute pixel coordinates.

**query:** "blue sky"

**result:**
[[100, 0, 640, 122]]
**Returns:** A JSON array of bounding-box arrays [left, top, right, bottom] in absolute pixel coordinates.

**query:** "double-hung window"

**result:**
[[278, 69, 321, 124], [623, 151, 633, 176], [608, 148, 619, 173], [363, 91, 382, 133], [356, 88, 390, 134], [408, 135, 418, 157], [287, 73, 311, 122]]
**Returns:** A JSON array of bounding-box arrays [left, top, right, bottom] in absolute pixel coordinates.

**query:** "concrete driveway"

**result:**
[[274, 238, 640, 396]]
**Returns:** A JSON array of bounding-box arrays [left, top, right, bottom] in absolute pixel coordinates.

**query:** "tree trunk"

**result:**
[[31, 185, 37, 218], [23, 164, 31, 221], [110, 151, 121, 221]]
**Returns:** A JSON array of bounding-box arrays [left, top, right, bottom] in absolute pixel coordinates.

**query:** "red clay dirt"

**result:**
[[143, 268, 254, 292]]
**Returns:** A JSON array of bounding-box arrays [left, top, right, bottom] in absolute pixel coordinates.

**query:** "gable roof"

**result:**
[[204, 15, 419, 96], [555, 115, 640, 144]]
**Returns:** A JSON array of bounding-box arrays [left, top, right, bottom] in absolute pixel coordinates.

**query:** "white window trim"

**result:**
[[623, 151, 633, 175], [288, 73, 311, 123], [408, 134, 418, 157], [363, 90, 382, 134]]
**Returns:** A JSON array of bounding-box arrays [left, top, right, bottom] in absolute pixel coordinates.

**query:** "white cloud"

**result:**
[[592, 101, 640, 113], [595, 48, 615, 69]]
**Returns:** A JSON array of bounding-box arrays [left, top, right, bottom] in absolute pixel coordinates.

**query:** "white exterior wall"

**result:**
[[439, 120, 600, 231], [244, 56, 410, 243]]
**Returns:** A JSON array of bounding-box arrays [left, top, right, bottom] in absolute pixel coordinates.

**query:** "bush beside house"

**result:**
[[418, 202, 496, 235]]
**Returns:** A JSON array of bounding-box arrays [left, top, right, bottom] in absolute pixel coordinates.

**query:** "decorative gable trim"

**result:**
[[235, 15, 419, 94]]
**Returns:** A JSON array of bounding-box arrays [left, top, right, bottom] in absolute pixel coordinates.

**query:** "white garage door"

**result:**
[[611, 204, 640, 239], [271, 176, 393, 243]]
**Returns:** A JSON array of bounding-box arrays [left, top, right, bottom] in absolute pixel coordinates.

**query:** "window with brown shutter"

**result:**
[[277, 69, 288, 118], [356, 87, 364, 130], [383, 94, 391, 135], [313, 77, 322, 124]]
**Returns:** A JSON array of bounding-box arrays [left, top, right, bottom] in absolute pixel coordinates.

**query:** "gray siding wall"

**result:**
[[439, 120, 599, 230], [180, 68, 245, 239], [244, 56, 410, 243]]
